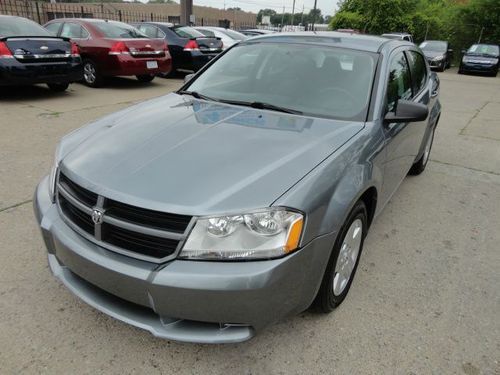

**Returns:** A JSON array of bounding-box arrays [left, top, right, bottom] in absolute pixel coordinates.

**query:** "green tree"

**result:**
[[257, 8, 277, 23]]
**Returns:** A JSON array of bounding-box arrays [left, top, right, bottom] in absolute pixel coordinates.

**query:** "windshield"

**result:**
[[419, 41, 447, 52], [467, 44, 499, 57], [0, 17, 50, 37], [172, 26, 205, 38], [185, 42, 377, 121], [94, 21, 147, 39]]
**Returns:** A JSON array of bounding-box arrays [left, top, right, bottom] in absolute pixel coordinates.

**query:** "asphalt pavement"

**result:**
[[0, 71, 499, 374]]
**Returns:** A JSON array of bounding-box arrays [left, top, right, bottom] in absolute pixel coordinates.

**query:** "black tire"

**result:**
[[439, 62, 445, 72], [47, 83, 69, 92], [313, 200, 368, 313], [409, 126, 435, 175], [83, 59, 103, 88], [136, 74, 155, 83]]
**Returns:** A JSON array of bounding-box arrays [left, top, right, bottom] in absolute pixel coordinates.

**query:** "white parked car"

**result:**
[[194, 26, 247, 49]]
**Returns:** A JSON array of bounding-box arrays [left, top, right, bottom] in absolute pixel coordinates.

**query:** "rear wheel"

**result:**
[[136, 74, 155, 83], [83, 59, 103, 88], [313, 201, 367, 312], [409, 126, 435, 175], [47, 83, 69, 92]]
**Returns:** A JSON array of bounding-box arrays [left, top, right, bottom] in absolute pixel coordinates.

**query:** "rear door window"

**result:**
[[406, 51, 427, 95], [138, 25, 164, 39], [45, 22, 62, 36], [95, 21, 146, 39], [60, 23, 89, 39], [386, 51, 413, 112]]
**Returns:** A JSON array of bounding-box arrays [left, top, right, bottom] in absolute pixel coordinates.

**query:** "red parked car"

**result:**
[[44, 19, 172, 87]]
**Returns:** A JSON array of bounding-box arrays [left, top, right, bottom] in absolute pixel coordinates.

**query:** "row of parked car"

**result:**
[[0, 15, 251, 91], [379, 33, 499, 76]]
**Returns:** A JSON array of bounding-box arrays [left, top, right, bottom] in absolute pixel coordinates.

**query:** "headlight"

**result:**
[[180, 208, 304, 260], [462, 56, 470, 63], [433, 55, 444, 61], [48, 144, 61, 203]]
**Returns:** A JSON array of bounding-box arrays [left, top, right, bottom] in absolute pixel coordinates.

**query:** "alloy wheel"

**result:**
[[333, 218, 363, 296], [84, 63, 96, 84]]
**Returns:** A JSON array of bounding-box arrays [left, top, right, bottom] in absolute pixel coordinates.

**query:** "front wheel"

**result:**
[[136, 74, 155, 83], [313, 200, 367, 312], [409, 126, 435, 175], [47, 83, 69, 92]]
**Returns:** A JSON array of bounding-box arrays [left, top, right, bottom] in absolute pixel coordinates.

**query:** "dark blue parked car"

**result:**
[[0, 15, 83, 92], [459, 44, 499, 76]]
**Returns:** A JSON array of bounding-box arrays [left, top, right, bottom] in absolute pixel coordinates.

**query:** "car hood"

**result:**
[[60, 94, 363, 215]]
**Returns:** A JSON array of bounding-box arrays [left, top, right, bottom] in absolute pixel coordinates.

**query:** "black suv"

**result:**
[[459, 44, 499, 76]]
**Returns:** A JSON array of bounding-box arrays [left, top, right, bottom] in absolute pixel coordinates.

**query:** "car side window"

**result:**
[[60, 23, 88, 39], [138, 25, 163, 39], [407, 51, 427, 95], [45, 22, 62, 36], [386, 51, 412, 112]]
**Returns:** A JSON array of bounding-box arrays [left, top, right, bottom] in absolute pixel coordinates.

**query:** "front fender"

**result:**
[[274, 124, 385, 246]]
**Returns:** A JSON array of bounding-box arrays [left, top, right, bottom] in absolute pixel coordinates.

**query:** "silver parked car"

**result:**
[[194, 26, 247, 49], [34, 32, 441, 343]]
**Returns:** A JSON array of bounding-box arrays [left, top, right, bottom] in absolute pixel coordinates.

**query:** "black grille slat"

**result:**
[[106, 199, 191, 233], [56, 174, 190, 261], [58, 193, 94, 234], [103, 223, 178, 259], [59, 173, 98, 207]]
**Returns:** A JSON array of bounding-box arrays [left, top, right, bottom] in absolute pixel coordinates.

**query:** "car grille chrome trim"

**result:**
[[130, 50, 164, 56], [56, 172, 195, 263]]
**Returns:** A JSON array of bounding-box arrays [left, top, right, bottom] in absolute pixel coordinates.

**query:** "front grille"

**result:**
[[102, 223, 179, 259], [56, 172, 193, 262], [58, 192, 94, 234], [106, 199, 191, 233]]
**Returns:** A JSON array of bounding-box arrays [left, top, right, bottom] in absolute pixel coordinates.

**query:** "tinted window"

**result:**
[[407, 51, 427, 94], [94, 21, 146, 38], [220, 29, 247, 41], [60, 23, 89, 39], [138, 25, 164, 39], [186, 43, 377, 121], [0, 17, 50, 37], [45, 22, 62, 36], [386, 52, 412, 112], [172, 26, 204, 38], [197, 28, 216, 37]]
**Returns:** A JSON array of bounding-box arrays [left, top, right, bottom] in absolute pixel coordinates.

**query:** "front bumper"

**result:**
[[34, 176, 334, 343], [427, 59, 444, 69], [460, 62, 498, 74], [0, 57, 83, 86]]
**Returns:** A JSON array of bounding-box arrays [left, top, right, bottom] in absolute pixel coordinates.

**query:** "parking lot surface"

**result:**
[[1, 72, 499, 374]]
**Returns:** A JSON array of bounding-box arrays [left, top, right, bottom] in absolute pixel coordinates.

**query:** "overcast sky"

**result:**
[[192, 0, 337, 17]]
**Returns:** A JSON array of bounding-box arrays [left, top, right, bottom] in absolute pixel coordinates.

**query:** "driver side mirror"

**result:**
[[461, 49, 466, 54], [184, 73, 195, 83], [384, 100, 428, 123], [447, 48, 453, 53]]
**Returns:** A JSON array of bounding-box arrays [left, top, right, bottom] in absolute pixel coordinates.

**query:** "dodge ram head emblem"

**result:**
[[91, 209, 103, 225]]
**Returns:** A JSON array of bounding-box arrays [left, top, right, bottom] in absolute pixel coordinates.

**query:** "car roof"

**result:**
[[246, 31, 410, 53], [382, 32, 411, 36], [137, 21, 174, 27]]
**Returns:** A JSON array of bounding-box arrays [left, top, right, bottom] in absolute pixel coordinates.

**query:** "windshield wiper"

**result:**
[[177, 90, 220, 102], [219, 99, 303, 115]]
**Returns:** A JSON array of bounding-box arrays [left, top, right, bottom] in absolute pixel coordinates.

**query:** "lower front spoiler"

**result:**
[[48, 254, 254, 343]]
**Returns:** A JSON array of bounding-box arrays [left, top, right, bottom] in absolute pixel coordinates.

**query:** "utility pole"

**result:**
[[300, 4, 304, 25], [311, 0, 318, 31], [291, 0, 296, 26], [424, 23, 429, 41], [478, 26, 484, 43], [281, 5, 285, 28], [180, 0, 193, 26]]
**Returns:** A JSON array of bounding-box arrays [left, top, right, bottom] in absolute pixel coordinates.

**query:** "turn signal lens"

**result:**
[[284, 217, 304, 253], [0, 42, 13, 58], [184, 39, 199, 51]]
